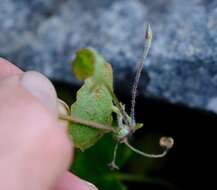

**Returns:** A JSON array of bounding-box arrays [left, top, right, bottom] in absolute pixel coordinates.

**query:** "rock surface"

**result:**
[[1, 0, 217, 113]]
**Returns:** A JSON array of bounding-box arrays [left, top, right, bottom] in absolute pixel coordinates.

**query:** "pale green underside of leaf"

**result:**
[[68, 49, 113, 151]]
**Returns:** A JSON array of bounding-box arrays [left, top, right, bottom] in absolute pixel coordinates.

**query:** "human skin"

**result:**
[[0, 58, 97, 190]]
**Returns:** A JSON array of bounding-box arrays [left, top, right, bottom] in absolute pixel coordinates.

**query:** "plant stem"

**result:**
[[108, 142, 120, 170], [124, 139, 168, 158], [59, 114, 117, 132], [130, 24, 152, 126], [102, 80, 131, 126]]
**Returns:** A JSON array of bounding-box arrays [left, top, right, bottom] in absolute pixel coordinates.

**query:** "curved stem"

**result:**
[[59, 114, 116, 132], [124, 139, 168, 158]]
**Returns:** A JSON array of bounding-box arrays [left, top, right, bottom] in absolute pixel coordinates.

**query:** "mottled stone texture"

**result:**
[[1, 0, 217, 113]]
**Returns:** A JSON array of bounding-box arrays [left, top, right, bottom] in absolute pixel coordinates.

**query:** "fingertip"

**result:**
[[20, 71, 58, 115], [0, 58, 23, 79], [54, 172, 98, 190]]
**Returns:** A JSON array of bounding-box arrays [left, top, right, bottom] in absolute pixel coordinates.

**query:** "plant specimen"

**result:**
[[59, 24, 174, 170]]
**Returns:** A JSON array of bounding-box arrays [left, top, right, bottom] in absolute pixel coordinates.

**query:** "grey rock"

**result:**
[[1, 0, 217, 113]]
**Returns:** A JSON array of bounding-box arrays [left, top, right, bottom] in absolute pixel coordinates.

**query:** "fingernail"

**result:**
[[20, 71, 58, 114], [58, 99, 70, 127], [58, 99, 70, 116], [82, 180, 98, 190]]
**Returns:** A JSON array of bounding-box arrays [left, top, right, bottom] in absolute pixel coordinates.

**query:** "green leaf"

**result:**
[[71, 48, 95, 80], [72, 134, 131, 190], [68, 48, 114, 151]]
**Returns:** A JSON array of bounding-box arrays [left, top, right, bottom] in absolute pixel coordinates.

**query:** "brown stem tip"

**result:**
[[160, 137, 174, 149]]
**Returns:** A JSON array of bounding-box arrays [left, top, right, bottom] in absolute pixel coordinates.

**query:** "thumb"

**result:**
[[20, 71, 98, 190], [0, 71, 72, 190], [0, 60, 97, 190]]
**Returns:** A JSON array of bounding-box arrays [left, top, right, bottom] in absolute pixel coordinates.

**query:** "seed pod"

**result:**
[[160, 137, 174, 149]]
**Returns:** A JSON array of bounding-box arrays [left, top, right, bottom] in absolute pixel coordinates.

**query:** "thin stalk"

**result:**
[[59, 114, 116, 132], [130, 24, 152, 126], [124, 139, 168, 158], [103, 80, 131, 126], [108, 142, 119, 170]]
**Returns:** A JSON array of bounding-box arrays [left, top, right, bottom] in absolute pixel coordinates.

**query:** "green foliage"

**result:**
[[68, 49, 132, 189], [72, 48, 95, 80], [54, 23, 175, 189], [68, 48, 114, 150], [72, 134, 132, 190], [58, 41, 173, 189]]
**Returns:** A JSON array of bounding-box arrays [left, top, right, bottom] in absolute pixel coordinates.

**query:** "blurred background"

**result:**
[[1, 0, 217, 189]]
